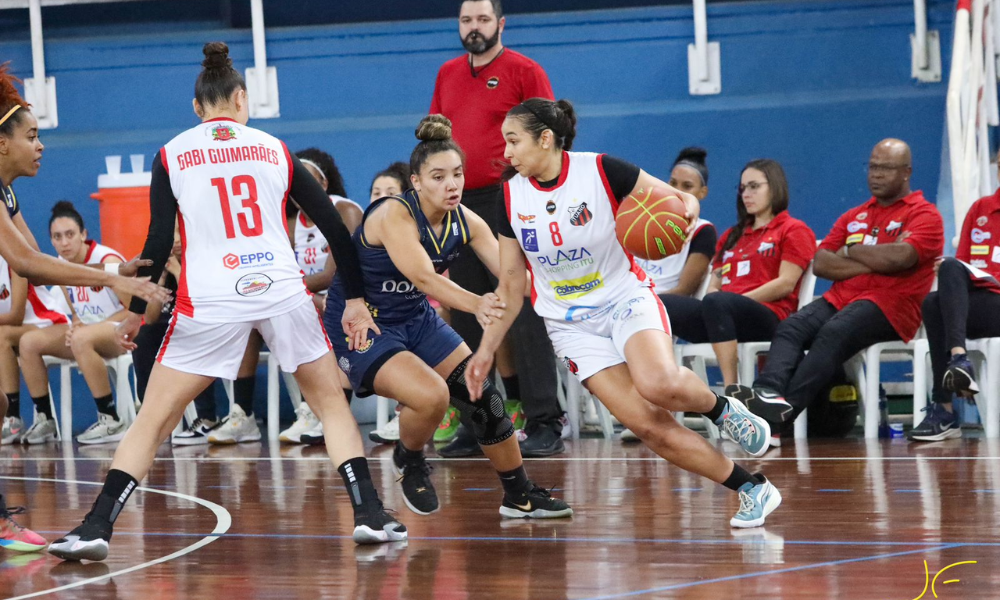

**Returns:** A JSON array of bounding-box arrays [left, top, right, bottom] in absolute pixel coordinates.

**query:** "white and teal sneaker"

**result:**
[[730, 477, 782, 528], [716, 396, 771, 457]]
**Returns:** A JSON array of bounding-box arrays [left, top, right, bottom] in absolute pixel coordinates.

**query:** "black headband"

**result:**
[[522, 103, 562, 138], [674, 159, 709, 185]]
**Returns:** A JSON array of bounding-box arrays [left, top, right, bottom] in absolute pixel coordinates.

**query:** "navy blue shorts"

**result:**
[[324, 303, 464, 397]]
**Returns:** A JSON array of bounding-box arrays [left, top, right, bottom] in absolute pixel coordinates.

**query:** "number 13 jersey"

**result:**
[[160, 118, 306, 322], [503, 151, 649, 323]]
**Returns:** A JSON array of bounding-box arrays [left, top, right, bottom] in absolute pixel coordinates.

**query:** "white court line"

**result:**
[[4, 455, 1000, 462], [1, 475, 232, 600]]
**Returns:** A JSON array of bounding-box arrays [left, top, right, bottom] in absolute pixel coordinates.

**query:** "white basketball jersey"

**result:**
[[162, 118, 307, 322], [294, 195, 360, 275], [64, 241, 125, 324], [0, 256, 68, 327], [634, 218, 712, 290], [505, 151, 649, 322]]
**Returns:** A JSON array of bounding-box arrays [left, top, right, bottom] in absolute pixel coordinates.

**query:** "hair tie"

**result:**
[[0, 105, 22, 128], [674, 159, 708, 185]]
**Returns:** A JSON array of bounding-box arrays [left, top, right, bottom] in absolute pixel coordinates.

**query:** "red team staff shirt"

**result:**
[[818, 190, 944, 342], [956, 188, 1000, 294], [430, 49, 554, 190], [712, 212, 817, 320]]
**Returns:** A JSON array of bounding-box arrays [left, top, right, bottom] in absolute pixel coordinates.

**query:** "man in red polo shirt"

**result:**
[[738, 139, 944, 432], [910, 156, 1000, 441], [430, 0, 564, 457]]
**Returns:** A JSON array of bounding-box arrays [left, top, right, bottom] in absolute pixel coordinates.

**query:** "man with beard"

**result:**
[[429, 0, 565, 457], [733, 139, 944, 443]]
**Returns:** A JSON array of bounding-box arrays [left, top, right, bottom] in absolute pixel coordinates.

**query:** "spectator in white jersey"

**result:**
[[18, 201, 134, 446]]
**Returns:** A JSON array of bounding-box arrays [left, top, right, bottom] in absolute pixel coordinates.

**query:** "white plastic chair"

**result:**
[[45, 353, 137, 441]]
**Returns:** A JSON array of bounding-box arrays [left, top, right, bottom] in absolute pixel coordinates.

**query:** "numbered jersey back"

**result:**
[[161, 119, 306, 322]]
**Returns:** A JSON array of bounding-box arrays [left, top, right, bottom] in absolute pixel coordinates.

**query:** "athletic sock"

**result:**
[[498, 465, 532, 496], [501, 375, 521, 400], [87, 469, 138, 533], [337, 457, 381, 515], [31, 394, 53, 419], [722, 463, 764, 491], [5, 392, 19, 418], [704, 393, 728, 423], [393, 440, 424, 466], [342, 388, 353, 405], [94, 394, 117, 418], [234, 376, 255, 416]]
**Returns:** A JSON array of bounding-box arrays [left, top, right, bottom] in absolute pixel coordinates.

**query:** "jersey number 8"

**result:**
[[211, 175, 263, 239]]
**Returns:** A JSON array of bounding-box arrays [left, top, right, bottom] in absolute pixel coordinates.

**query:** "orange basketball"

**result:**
[[615, 187, 689, 260]]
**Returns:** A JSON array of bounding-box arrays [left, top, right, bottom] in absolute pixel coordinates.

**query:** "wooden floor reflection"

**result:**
[[3, 435, 1000, 599]]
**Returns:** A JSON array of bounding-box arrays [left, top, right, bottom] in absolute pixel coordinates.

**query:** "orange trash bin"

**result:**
[[90, 156, 151, 260]]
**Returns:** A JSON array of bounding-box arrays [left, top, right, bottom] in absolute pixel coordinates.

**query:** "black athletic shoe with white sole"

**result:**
[[499, 484, 573, 519], [392, 455, 439, 516], [943, 354, 980, 395], [353, 504, 408, 545], [726, 384, 794, 424], [48, 517, 113, 562]]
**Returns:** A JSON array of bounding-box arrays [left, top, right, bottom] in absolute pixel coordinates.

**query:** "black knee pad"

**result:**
[[446, 356, 514, 446]]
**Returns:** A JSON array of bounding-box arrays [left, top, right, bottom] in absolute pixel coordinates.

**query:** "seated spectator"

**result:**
[[664, 159, 816, 388], [740, 139, 944, 442], [636, 147, 717, 296], [911, 155, 1000, 441], [19, 201, 129, 445], [0, 254, 68, 443]]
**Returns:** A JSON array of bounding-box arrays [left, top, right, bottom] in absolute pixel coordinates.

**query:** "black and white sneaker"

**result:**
[[353, 504, 407, 545], [908, 403, 962, 442], [392, 454, 439, 516], [171, 418, 217, 447], [48, 517, 113, 562], [499, 484, 573, 519], [726, 384, 794, 425], [943, 354, 980, 395]]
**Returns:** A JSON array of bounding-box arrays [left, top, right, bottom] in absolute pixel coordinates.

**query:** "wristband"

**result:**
[[104, 263, 120, 275]]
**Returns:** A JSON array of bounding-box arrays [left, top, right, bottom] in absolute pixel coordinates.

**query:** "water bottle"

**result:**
[[878, 384, 890, 439]]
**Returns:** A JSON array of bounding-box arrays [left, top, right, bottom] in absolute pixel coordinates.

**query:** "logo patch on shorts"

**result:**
[[235, 273, 272, 296], [338, 356, 351, 374], [347, 336, 374, 354]]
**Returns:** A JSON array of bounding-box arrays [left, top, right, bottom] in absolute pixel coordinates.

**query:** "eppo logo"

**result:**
[[223, 251, 275, 270]]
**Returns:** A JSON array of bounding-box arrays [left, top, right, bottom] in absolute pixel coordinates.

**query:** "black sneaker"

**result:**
[[519, 423, 565, 458], [499, 484, 573, 519], [301, 431, 325, 446], [392, 454, 439, 516], [726, 384, 794, 425], [437, 425, 483, 458], [943, 354, 980, 395], [908, 403, 962, 442], [48, 516, 113, 562], [353, 503, 408, 545]]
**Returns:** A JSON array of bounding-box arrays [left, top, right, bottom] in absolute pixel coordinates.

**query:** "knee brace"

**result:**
[[445, 356, 514, 446]]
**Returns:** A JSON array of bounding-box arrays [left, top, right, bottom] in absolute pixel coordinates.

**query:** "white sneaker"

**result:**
[[21, 411, 56, 445], [2, 416, 24, 444], [279, 404, 320, 444], [368, 414, 400, 444], [171, 418, 217, 446], [208, 405, 261, 445], [620, 428, 640, 442], [559, 414, 572, 440], [77, 413, 126, 445]]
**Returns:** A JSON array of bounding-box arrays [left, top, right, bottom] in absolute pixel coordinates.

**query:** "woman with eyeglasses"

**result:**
[[662, 159, 816, 390]]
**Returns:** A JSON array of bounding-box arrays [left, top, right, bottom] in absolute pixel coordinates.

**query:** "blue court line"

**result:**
[[817, 489, 853, 492], [574, 544, 965, 600], [462, 488, 496, 492], [894, 489, 924, 493], [973, 489, 1000, 493]]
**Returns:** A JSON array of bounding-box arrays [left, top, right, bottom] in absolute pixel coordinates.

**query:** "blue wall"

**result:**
[[0, 0, 956, 429]]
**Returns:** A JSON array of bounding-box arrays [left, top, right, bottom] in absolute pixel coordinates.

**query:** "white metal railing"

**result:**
[[947, 0, 1000, 240]]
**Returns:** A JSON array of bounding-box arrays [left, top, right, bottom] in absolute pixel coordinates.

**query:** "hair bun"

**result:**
[[202, 42, 233, 71], [676, 146, 707, 165], [51, 200, 76, 215], [415, 114, 453, 142]]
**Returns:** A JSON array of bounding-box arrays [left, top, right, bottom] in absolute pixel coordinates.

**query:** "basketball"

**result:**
[[615, 187, 689, 260]]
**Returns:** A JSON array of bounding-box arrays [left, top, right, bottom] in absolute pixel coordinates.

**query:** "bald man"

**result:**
[[733, 139, 944, 443]]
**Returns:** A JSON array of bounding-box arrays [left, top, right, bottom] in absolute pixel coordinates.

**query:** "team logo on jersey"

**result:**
[[0, 284, 8, 300], [3, 189, 14, 212], [978, 216, 989, 227], [235, 273, 272, 296], [380, 280, 418, 294], [550, 272, 603, 299], [223, 253, 240, 270], [487, 76, 500, 89], [211, 124, 237, 142], [224, 251, 275, 270], [562, 357, 579, 375], [545, 200, 557, 214], [521, 228, 539, 252], [757, 241, 775, 256], [568, 203, 593, 227], [306, 233, 316, 243], [847, 221, 868, 233], [517, 213, 536, 224], [972, 228, 993, 244], [856, 212, 868, 220], [538, 247, 593, 270], [886, 220, 903, 236], [338, 356, 351, 374]]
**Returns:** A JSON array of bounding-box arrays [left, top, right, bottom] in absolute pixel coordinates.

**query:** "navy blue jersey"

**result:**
[[327, 189, 471, 324], [1, 181, 20, 219]]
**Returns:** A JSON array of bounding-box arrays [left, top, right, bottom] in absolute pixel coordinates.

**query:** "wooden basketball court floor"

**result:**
[[2, 435, 1000, 599]]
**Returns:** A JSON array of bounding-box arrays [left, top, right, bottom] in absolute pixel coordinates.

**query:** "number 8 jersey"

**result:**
[[503, 151, 650, 322], [160, 118, 306, 322]]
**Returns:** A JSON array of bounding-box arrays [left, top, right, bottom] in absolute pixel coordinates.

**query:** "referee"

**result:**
[[430, 0, 564, 457]]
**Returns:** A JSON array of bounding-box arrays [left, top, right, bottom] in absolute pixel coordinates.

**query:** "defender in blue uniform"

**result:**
[[324, 115, 571, 520]]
